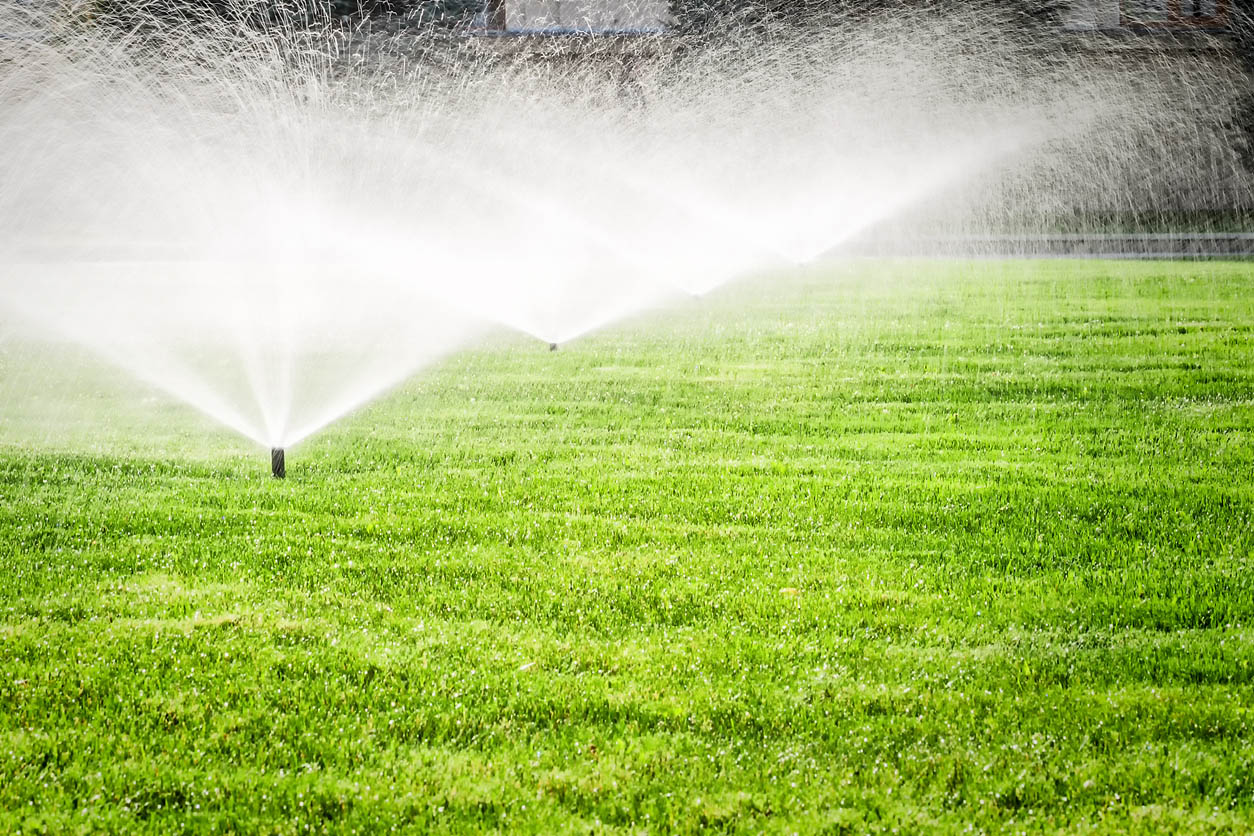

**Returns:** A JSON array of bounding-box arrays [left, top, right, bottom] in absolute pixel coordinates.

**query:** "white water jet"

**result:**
[[0, 1, 1247, 458]]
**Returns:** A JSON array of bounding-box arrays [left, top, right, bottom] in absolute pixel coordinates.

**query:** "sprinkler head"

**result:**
[[271, 447, 285, 479], [549, 342, 558, 352]]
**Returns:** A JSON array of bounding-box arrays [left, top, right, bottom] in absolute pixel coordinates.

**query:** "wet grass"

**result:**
[[0, 259, 1252, 834]]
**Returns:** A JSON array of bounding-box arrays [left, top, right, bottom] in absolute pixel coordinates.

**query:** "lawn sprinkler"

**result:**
[[549, 342, 558, 352], [271, 447, 285, 478]]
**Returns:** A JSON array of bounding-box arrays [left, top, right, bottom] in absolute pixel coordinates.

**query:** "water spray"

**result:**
[[1, 3, 1247, 459]]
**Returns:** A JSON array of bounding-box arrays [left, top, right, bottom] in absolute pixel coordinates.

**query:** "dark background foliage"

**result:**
[[78, 0, 1254, 175], [86, 0, 1074, 28], [668, 0, 1253, 179], [1231, 0, 1254, 169], [84, 0, 482, 27], [665, 0, 1069, 34]]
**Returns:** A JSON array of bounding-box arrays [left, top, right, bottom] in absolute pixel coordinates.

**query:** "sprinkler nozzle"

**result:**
[[549, 342, 558, 352], [271, 447, 285, 479]]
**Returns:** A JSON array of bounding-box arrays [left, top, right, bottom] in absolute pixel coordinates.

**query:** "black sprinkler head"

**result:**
[[549, 342, 558, 352], [271, 447, 285, 479]]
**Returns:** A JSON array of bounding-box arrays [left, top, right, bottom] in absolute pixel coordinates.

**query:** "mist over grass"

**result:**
[[1, 259, 1251, 833], [2, 0, 1252, 451]]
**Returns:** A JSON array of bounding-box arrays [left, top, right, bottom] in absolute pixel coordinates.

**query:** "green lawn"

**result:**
[[1, 259, 1252, 834]]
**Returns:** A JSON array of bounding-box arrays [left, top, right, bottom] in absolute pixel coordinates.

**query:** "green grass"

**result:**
[[1, 259, 1252, 834]]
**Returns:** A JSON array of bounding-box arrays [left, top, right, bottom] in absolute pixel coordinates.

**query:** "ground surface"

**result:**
[[0, 259, 1251, 834]]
